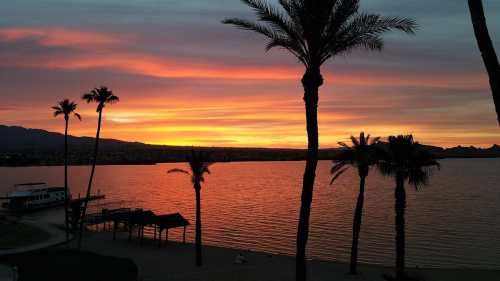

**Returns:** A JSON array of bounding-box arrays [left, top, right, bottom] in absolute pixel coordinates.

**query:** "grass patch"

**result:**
[[0, 222, 52, 249]]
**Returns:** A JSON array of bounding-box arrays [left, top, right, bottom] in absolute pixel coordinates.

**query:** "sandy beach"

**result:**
[[69, 230, 500, 281], [11, 207, 496, 281]]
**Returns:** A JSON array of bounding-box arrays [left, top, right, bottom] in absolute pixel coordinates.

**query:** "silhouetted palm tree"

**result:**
[[467, 0, 500, 125], [223, 1, 416, 280], [52, 99, 81, 241], [378, 135, 439, 281], [168, 151, 214, 267], [78, 86, 119, 248], [330, 132, 381, 274]]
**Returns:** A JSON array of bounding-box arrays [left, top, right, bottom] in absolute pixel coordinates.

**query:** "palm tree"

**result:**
[[78, 86, 119, 248], [330, 132, 381, 275], [467, 0, 500, 125], [378, 135, 439, 281], [52, 99, 81, 241], [223, 1, 417, 279], [168, 151, 214, 267]]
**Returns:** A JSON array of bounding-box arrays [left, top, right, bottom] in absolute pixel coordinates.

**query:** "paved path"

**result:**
[[0, 210, 70, 256]]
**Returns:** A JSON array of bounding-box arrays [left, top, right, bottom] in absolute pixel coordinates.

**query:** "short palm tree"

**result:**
[[330, 132, 381, 274], [78, 86, 119, 248], [168, 151, 214, 267], [223, 1, 417, 280], [52, 99, 81, 241], [378, 135, 439, 281], [467, 0, 500, 125]]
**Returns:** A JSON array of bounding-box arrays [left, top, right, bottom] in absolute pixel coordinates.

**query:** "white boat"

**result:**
[[1, 182, 69, 212]]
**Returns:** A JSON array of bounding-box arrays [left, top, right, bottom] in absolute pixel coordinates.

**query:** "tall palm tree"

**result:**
[[330, 132, 380, 274], [223, 1, 417, 279], [467, 0, 500, 125], [52, 99, 81, 241], [378, 135, 439, 281], [78, 86, 119, 248], [168, 151, 214, 267]]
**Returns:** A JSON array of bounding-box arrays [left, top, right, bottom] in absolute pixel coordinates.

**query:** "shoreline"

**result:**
[[1, 156, 500, 168], [70, 231, 500, 281]]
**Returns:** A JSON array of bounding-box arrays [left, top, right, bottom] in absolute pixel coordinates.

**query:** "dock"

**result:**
[[82, 208, 190, 246], [70, 194, 106, 205]]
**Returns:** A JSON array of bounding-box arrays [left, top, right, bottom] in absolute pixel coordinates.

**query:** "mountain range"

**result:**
[[1, 125, 499, 166]]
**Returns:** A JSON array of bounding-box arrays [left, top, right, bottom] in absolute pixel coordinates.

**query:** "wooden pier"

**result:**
[[83, 208, 190, 246], [68, 193, 106, 231]]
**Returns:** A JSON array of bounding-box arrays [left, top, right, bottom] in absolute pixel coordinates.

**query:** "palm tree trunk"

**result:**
[[64, 117, 70, 242], [349, 175, 366, 275], [78, 110, 103, 248], [395, 174, 406, 281], [468, 0, 500, 125], [296, 67, 323, 281], [194, 183, 202, 267]]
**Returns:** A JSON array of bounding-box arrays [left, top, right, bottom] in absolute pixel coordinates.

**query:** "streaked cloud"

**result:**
[[0, 27, 125, 48]]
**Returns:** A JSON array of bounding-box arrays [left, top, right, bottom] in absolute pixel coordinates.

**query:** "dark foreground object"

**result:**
[[1, 249, 138, 281]]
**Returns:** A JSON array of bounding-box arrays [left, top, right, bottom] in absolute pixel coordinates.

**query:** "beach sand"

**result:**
[[71, 231, 500, 281]]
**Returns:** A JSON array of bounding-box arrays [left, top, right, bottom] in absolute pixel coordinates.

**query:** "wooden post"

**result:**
[[183, 226, 186, 244], [158, 230, 162, 248], [153, 225, 157, 241], [128, 223, 132, 241], [113, 221, 117, 240], [166, 228, 169, 244], [140, 226, 144, 246]]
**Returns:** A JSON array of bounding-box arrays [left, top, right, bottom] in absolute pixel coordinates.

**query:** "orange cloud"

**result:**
[[0, 27, 125, 48], [1, 49, 488, 89], [0, 27, 488, 87]]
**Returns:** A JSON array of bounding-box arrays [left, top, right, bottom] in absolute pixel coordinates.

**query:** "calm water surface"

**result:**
[[1, 159, 499, 269]]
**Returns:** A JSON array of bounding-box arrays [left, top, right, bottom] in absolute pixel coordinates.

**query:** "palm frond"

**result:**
[[224, 0, 417, 71], [338, 141, 350, 148], [350, 135, 360, 147], [223, 18, 279, 40], [377, 161, 396, 177], [370, 136, 381, 145], [167, 168, 191, 175], [330, 161, 347, 174], [223, 0, 309, 66], [327, 13, 417, 59], [381, 134, 439, 189], [82, 93, 96, 103], [106, 95, 119, 104], [333, 132, 383, 180], [240, 0, 292, 34], [83, 86, 119, 112], [361, 132, 368, 145], [52, 99, 80, 119], [330, 167, 348, 184], [74, 112, 82, 121]]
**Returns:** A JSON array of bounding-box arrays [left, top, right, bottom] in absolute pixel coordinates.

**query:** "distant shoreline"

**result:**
[[1, 156, 499, 168], [2, 125, 500, 166]]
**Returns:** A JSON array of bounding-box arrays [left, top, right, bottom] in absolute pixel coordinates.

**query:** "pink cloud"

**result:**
[[0, 27, 125, 48]]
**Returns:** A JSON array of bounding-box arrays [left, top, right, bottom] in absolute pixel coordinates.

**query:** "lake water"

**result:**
[[1, 159, 499, 269]]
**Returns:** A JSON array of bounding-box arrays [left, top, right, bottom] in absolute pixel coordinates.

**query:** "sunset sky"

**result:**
[[1, 0, 499, 148]]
